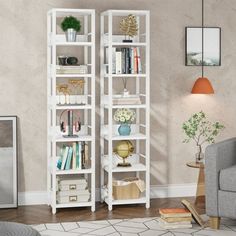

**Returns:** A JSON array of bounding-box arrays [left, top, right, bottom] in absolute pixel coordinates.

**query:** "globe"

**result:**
[[113, 140, 134, 167]]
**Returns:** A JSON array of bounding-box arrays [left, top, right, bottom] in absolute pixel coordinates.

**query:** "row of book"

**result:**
[[106, 47, 142, 74], [56, 142, 88, 170]]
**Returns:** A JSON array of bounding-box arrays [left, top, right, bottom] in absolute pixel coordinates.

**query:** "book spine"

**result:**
[[72, 142, 77, 170], [81, 141, 85, 169], [134, 47, 138, 74], [130, 47, 134, 74], [137, 47, 142, 74], [128, 48, 132, 74], [57, 147, 63, 170], [61, 146, 69, 170], [76, 142, 80, 169], [112, 47, 116, 74], [65, 147, 73, 170], [125, 48, 129, 74], [121, 48, 126, 74], [115, 49, 122, 74]]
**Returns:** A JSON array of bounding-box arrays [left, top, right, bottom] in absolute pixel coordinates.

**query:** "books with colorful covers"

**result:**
[[159, 208, 192, 218], [65, 147, 73, 170], [158, 217, 192, 229], [158, 208, 192, 229], [61, 145, 69, 170], [56, 142, 88, 171], [106, 47, 142, 75]]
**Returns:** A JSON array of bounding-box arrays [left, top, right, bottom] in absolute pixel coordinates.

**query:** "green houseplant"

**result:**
[[182, 111, 224, 163], [61, 16, 81, 42]]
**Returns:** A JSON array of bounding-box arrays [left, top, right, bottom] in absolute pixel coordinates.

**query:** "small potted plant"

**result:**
[[61, 16, 81, 42], [182, 111, 224, 163], [114, 108, 136, 136]]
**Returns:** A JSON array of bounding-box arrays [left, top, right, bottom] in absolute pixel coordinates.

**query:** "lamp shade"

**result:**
[[191, 77, 214, 94]]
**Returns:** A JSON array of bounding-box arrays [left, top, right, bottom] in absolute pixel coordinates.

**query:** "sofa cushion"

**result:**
[[219, 165, 236, 192]]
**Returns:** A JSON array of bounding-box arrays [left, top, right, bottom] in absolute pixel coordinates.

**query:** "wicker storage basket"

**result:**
[[113, 178, 141, 200]]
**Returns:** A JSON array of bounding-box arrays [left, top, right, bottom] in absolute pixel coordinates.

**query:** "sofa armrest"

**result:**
[[205, 138, 236, 217]]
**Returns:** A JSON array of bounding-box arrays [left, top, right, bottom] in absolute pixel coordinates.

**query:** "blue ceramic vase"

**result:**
[[118, 123, 131, 136]]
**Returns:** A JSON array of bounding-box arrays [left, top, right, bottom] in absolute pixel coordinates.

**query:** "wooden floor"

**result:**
[[0, 197, 204, 225]]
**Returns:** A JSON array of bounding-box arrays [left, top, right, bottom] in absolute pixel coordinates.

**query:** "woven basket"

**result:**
[[113, 177, 141, 200]]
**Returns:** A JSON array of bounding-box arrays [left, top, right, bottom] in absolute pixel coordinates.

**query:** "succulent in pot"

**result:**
[[61, 16, 81, 42]]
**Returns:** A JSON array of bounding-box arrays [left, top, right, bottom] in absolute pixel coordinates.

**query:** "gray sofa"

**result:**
[[205, 137, 236, 229]]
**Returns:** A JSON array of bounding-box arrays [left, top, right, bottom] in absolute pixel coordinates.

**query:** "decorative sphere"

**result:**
[[114, 140, 134, 158]]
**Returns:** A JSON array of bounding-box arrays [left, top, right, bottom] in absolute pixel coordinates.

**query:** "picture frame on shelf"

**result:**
[[185, 27, 221, 66]]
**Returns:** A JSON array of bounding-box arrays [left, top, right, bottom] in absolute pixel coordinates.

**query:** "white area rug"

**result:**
[[32, 217, 236, 236]]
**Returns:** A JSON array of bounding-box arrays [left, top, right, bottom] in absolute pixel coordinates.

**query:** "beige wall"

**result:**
[[0, 0, 234, 192]]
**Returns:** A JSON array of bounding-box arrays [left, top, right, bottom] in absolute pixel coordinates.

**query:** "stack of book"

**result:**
[[106, 47, 142, 74], [56, 142, 88, 171], [57, 176, 90, 204], [56, 65, 88, 74], [158, 208, 192, 229], [112, 95, 141, 105]]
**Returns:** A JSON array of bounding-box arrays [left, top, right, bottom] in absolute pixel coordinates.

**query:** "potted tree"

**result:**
[[61, 16, 81, 42], [182, 111, 224, 163]]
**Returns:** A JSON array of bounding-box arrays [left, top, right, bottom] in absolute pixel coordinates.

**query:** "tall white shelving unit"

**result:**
[[100, 10, 150, 210], [47, 9, 95, 214]]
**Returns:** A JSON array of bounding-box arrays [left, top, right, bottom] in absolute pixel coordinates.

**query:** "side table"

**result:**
[[186, 162, 205, 209]]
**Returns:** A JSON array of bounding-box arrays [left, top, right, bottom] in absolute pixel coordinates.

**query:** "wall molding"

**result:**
[[18, 183, 197, 206]]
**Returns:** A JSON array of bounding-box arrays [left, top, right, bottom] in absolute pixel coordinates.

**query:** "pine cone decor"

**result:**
[[120, 14, 138, 38]]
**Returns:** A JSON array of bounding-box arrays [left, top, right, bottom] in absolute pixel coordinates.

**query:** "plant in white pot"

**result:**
[[61, 16, 81, 42], [182, 111, 224, 163]]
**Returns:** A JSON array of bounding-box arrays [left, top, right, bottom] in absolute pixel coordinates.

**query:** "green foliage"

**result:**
[[61, 16, 81, 32], [182, 111, 225, 146]]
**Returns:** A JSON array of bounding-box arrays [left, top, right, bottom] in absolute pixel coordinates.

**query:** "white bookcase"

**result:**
[[100, 10, 150, 210], [47, 9, 95, 214]]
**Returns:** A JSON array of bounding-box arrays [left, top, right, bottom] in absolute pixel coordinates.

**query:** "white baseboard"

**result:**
[[18, 183, 197, 206], [150, 183, 197, 198], [18, 191, 48, 206]]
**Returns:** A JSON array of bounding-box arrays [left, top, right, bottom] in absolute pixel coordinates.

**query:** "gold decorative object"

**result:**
[[69, 79, 85, 95], [120, 14, 138, 42], [57, 84, 70, 104], [113, 140, 134, 167]]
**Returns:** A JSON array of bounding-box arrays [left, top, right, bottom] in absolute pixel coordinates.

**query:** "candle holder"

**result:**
[[69, 79, 85, 104], [57, 84, 70, 104]]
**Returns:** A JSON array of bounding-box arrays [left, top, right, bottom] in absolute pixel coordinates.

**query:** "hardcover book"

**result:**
[[159, 208, 191, 218]]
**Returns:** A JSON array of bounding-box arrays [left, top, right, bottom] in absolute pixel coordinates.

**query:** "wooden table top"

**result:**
[[186, 162, 205, 169]]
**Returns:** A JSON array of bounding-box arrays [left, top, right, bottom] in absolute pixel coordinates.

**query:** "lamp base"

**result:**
[[122, 39, 132, 43]]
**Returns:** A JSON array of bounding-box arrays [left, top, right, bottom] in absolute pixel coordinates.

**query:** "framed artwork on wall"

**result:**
[[185, 27, 221, 66], [0, 116, 18, 208]]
